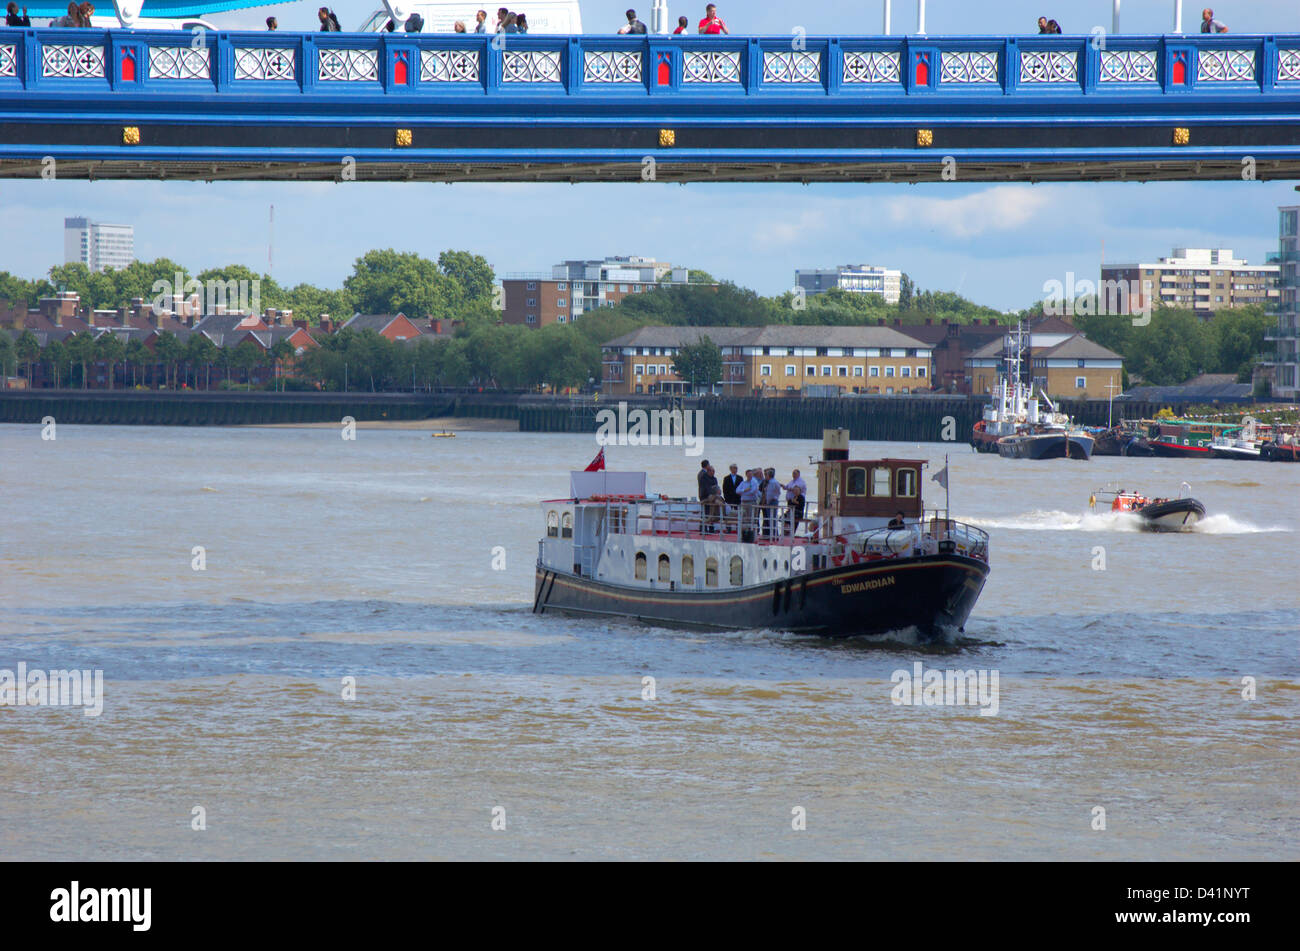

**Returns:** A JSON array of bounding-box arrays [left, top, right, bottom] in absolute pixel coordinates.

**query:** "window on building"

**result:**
[[838, 366, 848, 377], [869, 366, 879, 377], [527, 298, 537, 307], [557, 282, 567, 290], [901, 366, 911, 378], [634, 552, 647, 580], [885, 386, 894, 394], [659, 364, 667, 375], [634, 364, 644, 375], [634, 285, 642, 292], [527, 281, 537, 290], [917, 367, 926, 378], [1076, 376, 1087, 389], [705, 557, 718, 587], [806, 366, 816, 377], [526, 315, 537, 325], [729, 556, 743, 586], [853, 366, 863, 377], [557, 298, 567, 307], [785, 365, 796, 376], [896, 468, 917, 497], [682, 554, 694, 586], [821, 365, 832, 377], [885, 366, 895, 377], [760, 364, 772, 376], [871, 467, 892, 497], [619, 284, 629, 293]]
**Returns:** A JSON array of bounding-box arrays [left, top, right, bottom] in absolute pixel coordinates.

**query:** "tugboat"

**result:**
[[533, 430, 991, 640], [1090, 484, 1206, 532], [971, 326, 1093, 460]]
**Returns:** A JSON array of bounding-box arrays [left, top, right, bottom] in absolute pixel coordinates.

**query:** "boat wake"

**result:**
[[969, 509, 1289, 534]]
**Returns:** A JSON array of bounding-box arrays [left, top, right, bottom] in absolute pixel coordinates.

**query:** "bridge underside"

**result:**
[[3, 157, 1299, 184]]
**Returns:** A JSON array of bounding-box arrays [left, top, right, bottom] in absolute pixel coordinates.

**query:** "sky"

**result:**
[[2, 0, 1298, 311]]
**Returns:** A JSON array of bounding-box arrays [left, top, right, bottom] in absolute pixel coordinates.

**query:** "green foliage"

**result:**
[[672, 335, 723, 388], [344, 249, 466, 320]]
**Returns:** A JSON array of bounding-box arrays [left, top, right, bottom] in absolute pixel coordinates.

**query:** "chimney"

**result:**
[[293, 319, 307, 330]]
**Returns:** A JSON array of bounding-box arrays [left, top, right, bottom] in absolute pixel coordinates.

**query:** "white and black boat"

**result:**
[[1090, 484, 1206, 533], [971, 326, 1093, 460], [1210, 417, 1264, 460], [533, 430, 991, 640]]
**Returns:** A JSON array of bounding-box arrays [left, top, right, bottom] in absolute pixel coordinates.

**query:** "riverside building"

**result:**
[[501, 255, 695, 329], [1101, 247, 1279, 320]]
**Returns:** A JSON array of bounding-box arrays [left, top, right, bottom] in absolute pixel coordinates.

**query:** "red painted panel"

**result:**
[[658, 59, 670, 86], [915, 57, 928, 86], [121, 50, 135, 82], [1172, 57, 1185, 85], [395, 56, 407, 85]]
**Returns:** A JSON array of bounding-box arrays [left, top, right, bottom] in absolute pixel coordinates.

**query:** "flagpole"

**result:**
[[945, 453, 950, 521]]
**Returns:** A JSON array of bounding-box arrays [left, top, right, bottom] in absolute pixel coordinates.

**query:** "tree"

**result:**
[[268, 338, 295, 391], [672, 335, 723, 392], [95, 333, 125, 390], [231, 340, 264, 387], [344, 249, 462, 319], [0, 333, 14, 381], [125, 338, 149, 388], [43, 339, 69, 388], [437, 250, 494, 304], [184, 333, 219, 390], [897, 273, 915, 311], [14, 329, 40, 386], [154, 331, 183, 389], [65, 332, 96, 389]]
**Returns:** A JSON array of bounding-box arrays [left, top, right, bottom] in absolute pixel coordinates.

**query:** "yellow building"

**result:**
[[601, 325, 935, 397], [967, 332, 1124, 400]]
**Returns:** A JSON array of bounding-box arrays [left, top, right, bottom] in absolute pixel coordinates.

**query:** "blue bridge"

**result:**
[[2, 28, 1300, 182]]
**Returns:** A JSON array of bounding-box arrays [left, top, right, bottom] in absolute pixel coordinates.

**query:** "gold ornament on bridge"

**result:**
[[1173, 127, 1190, 146], [916, 128, 934, 147], [122, 126, 141, 146], [395, 128, 413, 147], [659, 129, 676, 147]]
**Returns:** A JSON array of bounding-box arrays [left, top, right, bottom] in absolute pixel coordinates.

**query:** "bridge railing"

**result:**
[[2, 29, 1299, 97]]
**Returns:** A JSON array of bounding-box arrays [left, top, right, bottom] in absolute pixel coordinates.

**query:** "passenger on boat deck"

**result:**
[[786, 469, 807, 530], [697, 458, 712, 501], [699, 463, 719, 505], [762, 467, 782, 538], [703, 482, 723, 534], [738, 468, 762, 536], [888, 511, 906, 530]]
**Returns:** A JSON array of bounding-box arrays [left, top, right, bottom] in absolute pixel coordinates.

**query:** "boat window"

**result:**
[[896, 468, 917, 498], [831, 468, 841, 497], [871, 467, 892, 497], [547, 511, 559, 538], [561, 513, 573, 539], [705, 557, 718, 587], [730, 556, 743, 586], [846, 467, 866, 496], [682, 554, 694, 585], [635, 552, 647, 580], [657, 554, 671, 582]]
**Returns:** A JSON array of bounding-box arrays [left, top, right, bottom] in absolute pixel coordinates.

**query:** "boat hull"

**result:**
[[534, 554, 990, 640], [1261, 443, 1300, 462], [1210, 446, 1260, 460], [997, 432, 1094, 460], [1148, 439, 1213, 458], [1138, 498, 1206, 533]]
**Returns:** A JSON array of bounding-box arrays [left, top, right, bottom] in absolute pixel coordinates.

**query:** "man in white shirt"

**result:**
[[762, 467, 783, 538], [738, 468, 761, 540], [784, 469, 808, 534]]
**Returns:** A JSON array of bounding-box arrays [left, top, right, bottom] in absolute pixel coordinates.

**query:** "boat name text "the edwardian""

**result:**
[[837, 576, 896, 595]]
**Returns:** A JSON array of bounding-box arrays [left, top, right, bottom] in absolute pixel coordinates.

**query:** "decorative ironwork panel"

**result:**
[[842, 50, 900, 84], [1099, 49, 1157, 82], [148, 46, 210, 80], [940, 50, 999, 84], [683, 50, 741, 84], [1197, 48, 1255, 82], [421, 49, 480, 82], [1280, 49, 1300, 82], [41, 44, 105, 79], [318, 48, 378, 82], [1019, 49, 1077, 84], [763, 50, 820, 84], [584, 50, 641, 83], [234, 47, 295, 81], [502, 49, 561, 83], [0, 44, 15, 78]]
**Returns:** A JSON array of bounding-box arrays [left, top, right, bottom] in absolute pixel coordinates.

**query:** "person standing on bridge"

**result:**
[[50, 1, 77, 26], [673, 15, 689, 34], [494, 7, 507, 31], [474, 10, 488, 33], [76, 2, 93, 27], [619, 9, 647, 34], [698, 3, 728, 35], [318, 7, 341, 31], [1200, 8, 1228, 33], [516, 13, 528, 33], [5, 3, 31, 26], [265, 16, 277, 30]]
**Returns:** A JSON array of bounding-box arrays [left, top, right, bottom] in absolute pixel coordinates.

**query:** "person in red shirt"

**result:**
[[672, 15, 688, 34], [697, 3, 728, 34]]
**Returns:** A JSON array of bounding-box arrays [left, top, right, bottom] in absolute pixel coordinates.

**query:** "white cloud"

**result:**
[[881, 186, 1058, 239]]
